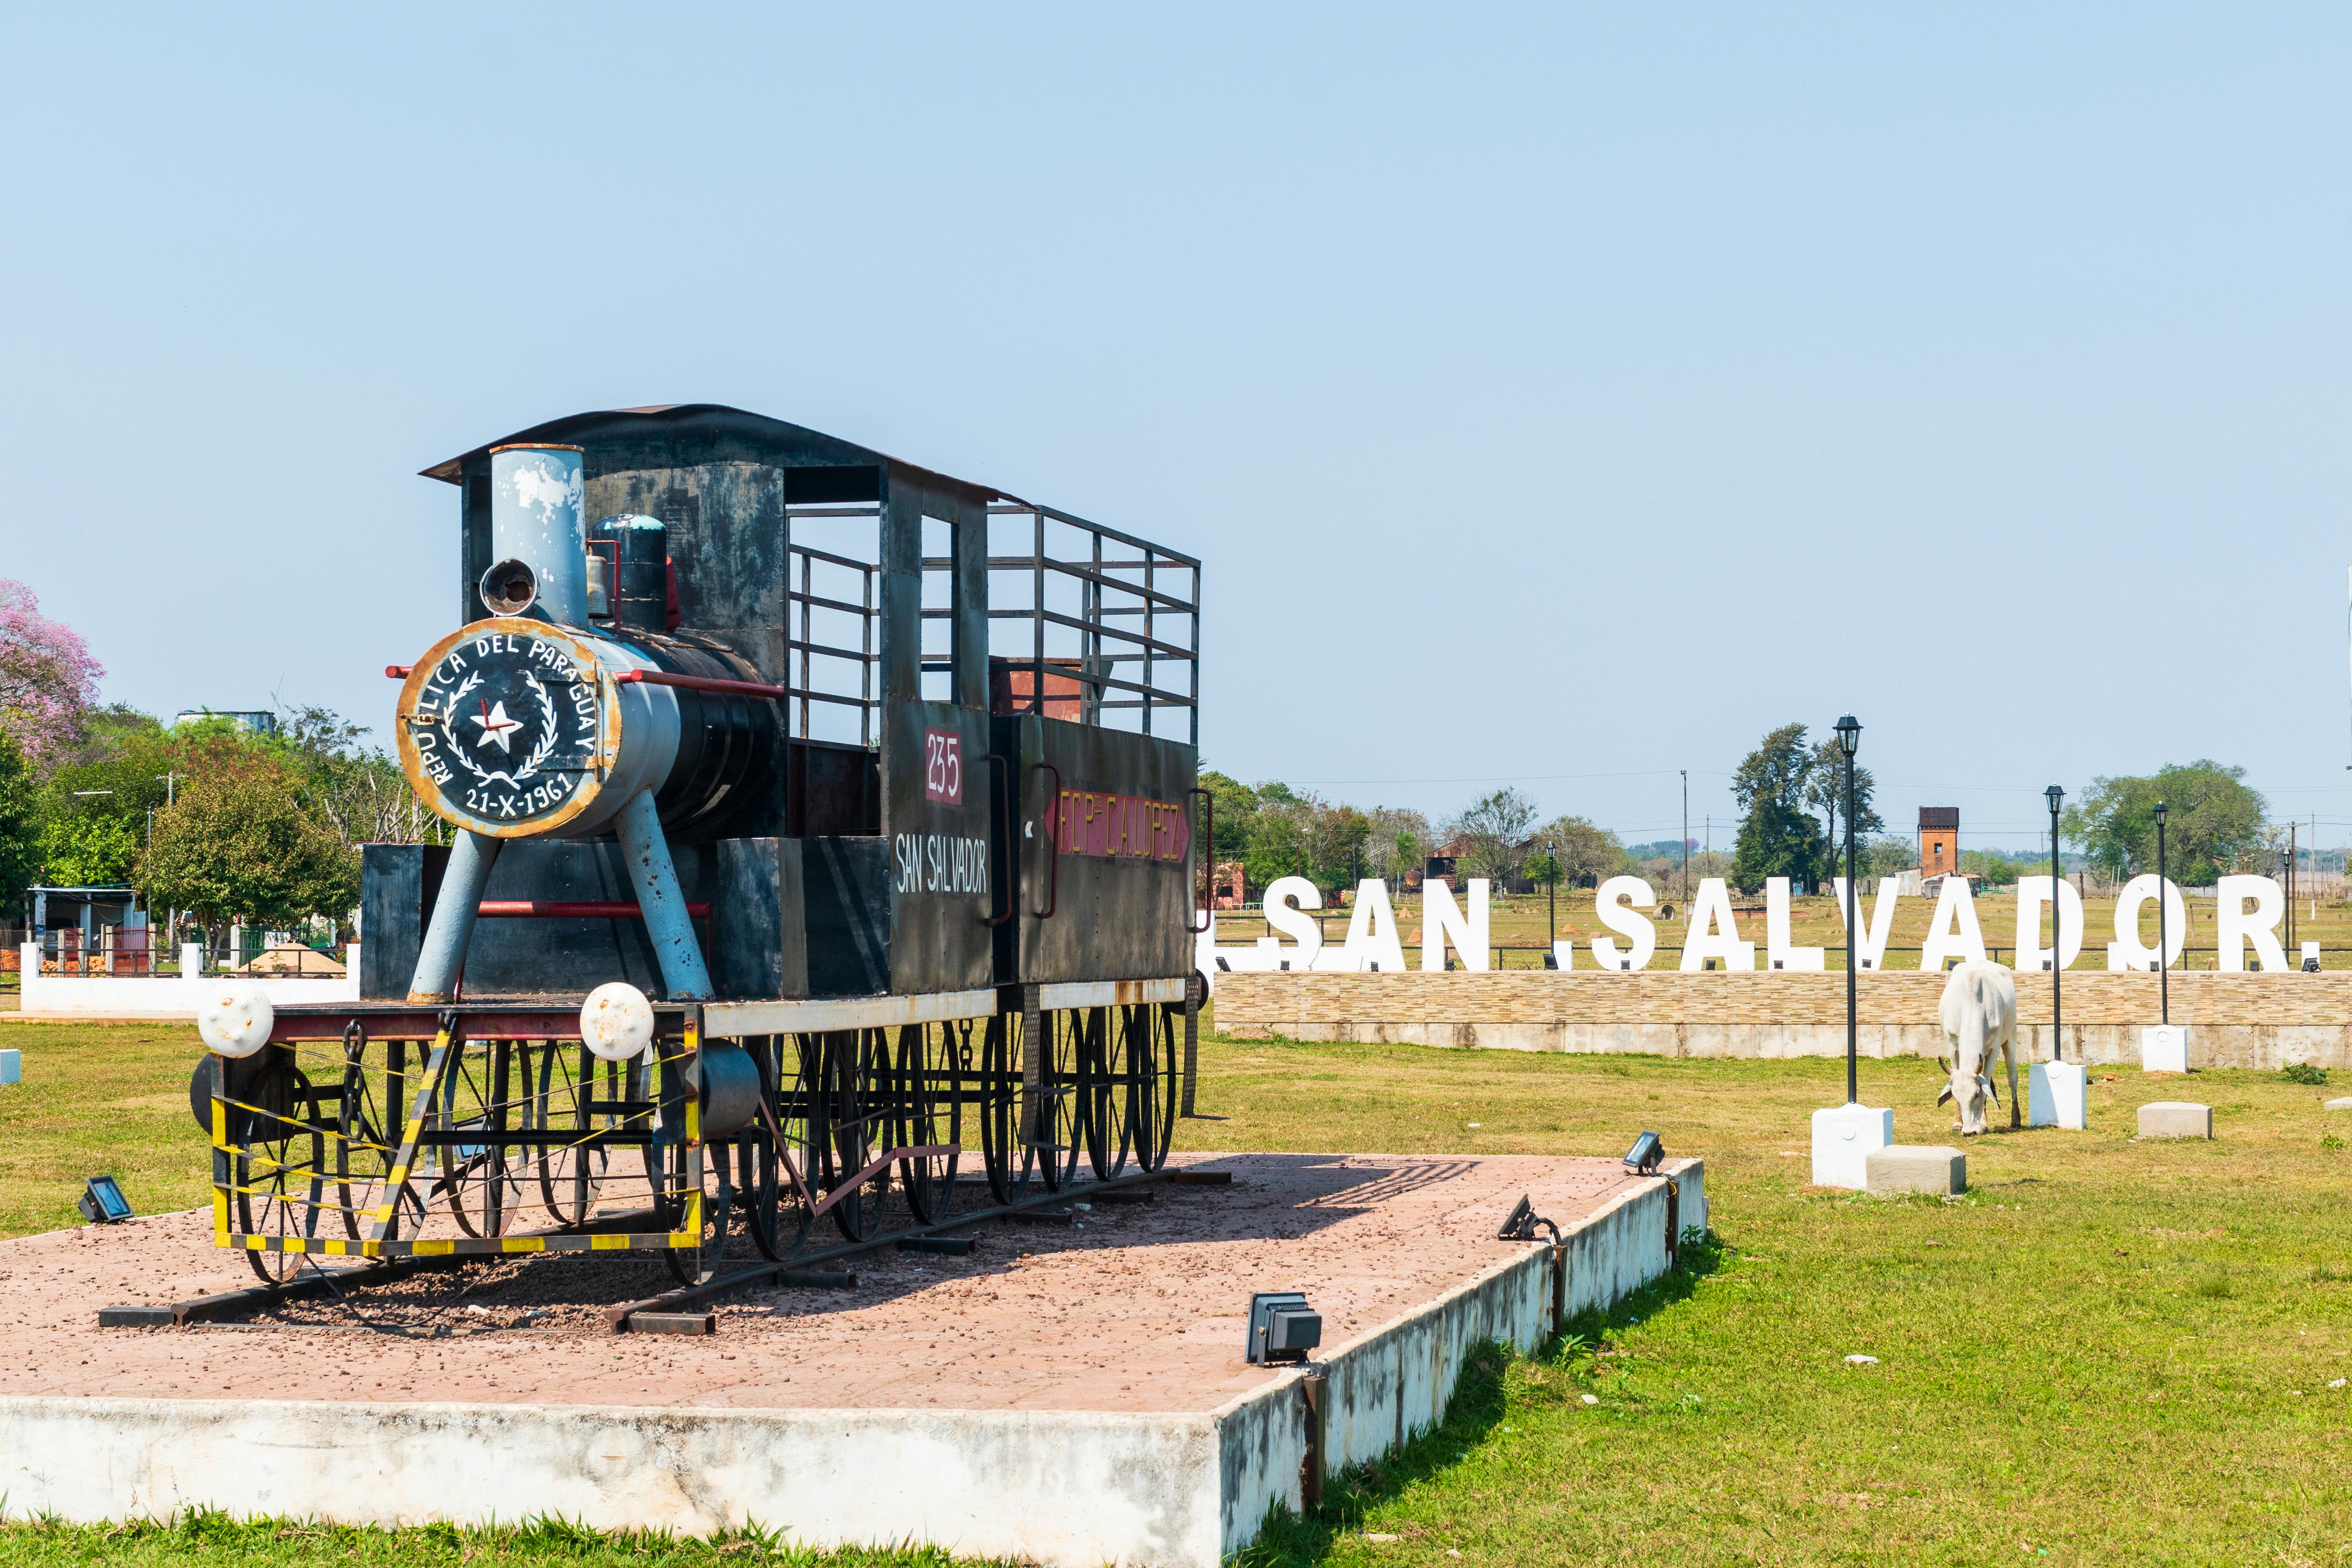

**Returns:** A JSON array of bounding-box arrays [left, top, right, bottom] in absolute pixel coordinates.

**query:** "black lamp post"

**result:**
[[1834, 714, 1862, 1106], [2045, 784, 2065, 1063], [2154, 800, 2170, 1025]]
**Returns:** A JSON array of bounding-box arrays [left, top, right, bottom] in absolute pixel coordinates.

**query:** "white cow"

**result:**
[[1936, 959, 2020, 1135]]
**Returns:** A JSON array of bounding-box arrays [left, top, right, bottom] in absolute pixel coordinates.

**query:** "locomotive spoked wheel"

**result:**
[[888, 1022, 962, 1225], [744, 1034, 818, 1263], [1129, 1003, 1181, 1172], [439, 1040, 526, 1239], [816, 1030, 891, 1241], [526, 1042, 611, 1229], [236, 1065, 328, 1285], [977, 1014, 1022, 1205], [1025, 1010, 1087, 1195], [1080, 1006, 1133, 1181]]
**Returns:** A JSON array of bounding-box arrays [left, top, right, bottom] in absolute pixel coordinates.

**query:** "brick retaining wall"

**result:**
[[1211, 971, 2352, 1070]]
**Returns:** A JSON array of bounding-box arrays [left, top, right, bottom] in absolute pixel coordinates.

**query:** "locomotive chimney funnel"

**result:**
[[488, 443, 588, 626]]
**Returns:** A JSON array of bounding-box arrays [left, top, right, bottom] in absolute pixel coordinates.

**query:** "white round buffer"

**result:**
[[196, 982, 275, 1060], [581, 982, 656, 1062]]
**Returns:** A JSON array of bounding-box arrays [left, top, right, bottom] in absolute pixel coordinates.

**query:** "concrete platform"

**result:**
[[1865, 1144, 1966, 1197], [0, 1151, 1704, 1568], [2138, 1101, 2213, 1139]]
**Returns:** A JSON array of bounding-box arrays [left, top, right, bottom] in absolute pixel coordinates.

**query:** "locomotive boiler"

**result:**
[[194, 405, 1204, 1290]]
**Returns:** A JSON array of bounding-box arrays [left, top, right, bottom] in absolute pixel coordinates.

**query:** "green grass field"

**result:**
[[4, 1020, 2350, 1565]]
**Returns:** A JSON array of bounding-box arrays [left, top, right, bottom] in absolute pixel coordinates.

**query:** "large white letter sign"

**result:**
[[1919, 877, 1988, 970], [1262, 876, 1325, 969], [1590, 877, 1657, 971], [1765, 877, 1825, 971], [1680, 878, 1756, 971], [2215, 874, 2287, 972], [1833, 878, 1903, 971], [1422, 878, 1490, 971], [1329, 878, 1408, 973], [2106, 875, 2188, 971], [2013, 876, 2086, 972]]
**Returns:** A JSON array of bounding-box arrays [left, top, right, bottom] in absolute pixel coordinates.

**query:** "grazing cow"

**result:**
[[1937, 959, 2020, 1135]]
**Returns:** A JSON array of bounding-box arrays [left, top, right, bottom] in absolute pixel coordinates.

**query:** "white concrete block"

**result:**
[[2326, 1097, 2352, 1112], [1811, 1103, 1894, 1190], [1865, 1144, 1966, 1196], [2028, 1061, 2087, 1129], [2141, 1024, 2189, 1073], [0, 1049, 17, 1086], [2138, 1100, 2212, 1139]]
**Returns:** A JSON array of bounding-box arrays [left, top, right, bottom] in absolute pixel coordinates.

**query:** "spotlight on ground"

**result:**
[[78, 1175, 133, 1225], [1623, 1131, 1664, 1176], [1245, 1291, 1321, 1365]]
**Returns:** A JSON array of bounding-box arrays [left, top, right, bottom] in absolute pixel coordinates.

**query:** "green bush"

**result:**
[[2282, 1062, 2328, 1086]]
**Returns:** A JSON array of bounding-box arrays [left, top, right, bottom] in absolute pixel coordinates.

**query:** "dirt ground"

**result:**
[[1, 1153, 1647, 1414]]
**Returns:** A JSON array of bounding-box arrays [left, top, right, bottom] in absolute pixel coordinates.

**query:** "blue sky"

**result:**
[[2, 6, 2345, 852]]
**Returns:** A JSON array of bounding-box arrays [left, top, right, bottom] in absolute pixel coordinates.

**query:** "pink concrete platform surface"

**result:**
[[3, 1153, 1650, 1415]]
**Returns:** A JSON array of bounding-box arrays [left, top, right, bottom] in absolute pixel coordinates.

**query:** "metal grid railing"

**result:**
[[984, 502, 1200, 745], [781, 500, 1201, 746]]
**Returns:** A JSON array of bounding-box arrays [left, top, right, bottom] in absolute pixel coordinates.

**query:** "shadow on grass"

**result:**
[[1234, 1228, 1730, 1568]]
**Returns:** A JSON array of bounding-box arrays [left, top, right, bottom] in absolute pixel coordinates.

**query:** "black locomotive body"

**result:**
[[199, 405, 1204, 1289]]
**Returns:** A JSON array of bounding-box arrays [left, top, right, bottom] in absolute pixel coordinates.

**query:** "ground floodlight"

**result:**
[[1624, 1131, 1665, 1175], [1245, 1291, 1322, 1365], [79, 1175, 132, 1224]]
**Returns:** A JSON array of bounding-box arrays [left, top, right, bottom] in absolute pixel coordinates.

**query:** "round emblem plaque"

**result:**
[[395, 618, 611, 838]]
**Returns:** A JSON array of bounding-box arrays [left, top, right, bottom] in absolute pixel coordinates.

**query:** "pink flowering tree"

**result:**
[[0, 580, 103, 768]]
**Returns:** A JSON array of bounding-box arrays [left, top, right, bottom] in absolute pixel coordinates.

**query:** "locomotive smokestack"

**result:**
[[488, 443, 588, 626]]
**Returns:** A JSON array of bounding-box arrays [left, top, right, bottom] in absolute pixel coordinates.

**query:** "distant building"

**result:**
[[1919, 807, 1960, 881], [174, 710, 278, 737]]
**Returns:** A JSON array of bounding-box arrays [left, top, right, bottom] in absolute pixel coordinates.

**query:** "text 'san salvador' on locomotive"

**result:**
[[193, 406, 1205, 1286]]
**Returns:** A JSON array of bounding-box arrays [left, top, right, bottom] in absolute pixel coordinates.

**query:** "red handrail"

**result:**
[[612, 669, 788, 701]]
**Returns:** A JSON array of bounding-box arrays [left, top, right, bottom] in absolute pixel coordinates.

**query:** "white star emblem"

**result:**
[[471, 699, 524, 754]]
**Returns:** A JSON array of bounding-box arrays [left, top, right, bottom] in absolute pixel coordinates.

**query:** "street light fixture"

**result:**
[[1833, 714, 1862, 1106], [2046, 784, 2065, 1063], [2154, 800, 2170, 1025]]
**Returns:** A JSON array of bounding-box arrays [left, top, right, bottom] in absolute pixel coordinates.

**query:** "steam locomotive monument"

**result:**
[[192, 404, 1204, 1294]]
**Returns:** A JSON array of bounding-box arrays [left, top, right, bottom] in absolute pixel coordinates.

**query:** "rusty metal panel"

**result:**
[[703, 988, 997, 1038], [715, 838, 808, 1000], [991, 713, 1197, 985], [802, 835, 892, 996]]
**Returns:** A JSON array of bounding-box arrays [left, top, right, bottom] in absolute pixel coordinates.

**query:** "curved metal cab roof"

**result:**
[[421, 403, 1000, 509]]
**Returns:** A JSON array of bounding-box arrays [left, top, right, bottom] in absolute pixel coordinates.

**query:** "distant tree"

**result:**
[[1522, 853, 1560, 889], [1448, 787, 1540, 886], [1845, 833, 1910, 880], [279, 702, 449, 848], [1731, 799, 1827, 894], [1530, 815, 1623, 886], [0, 735, 38, 917], [2062, 761, 2266, 886], [1197, 770, 1260, 862], [1730, 724, 1827, 892], [1305, 803, 1372, 893], [142, 767, 358, 939], [0, 580, 103, 769], [1802, 737, 1881, 855], [1361, 806, 1432, 886], [1242, 802, 1308, 890]]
